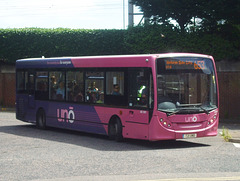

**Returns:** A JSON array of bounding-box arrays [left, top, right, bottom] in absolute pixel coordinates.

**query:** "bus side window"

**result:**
[[16, 71, 28, 93], [104, 71, 128, 106], [35, 71, 48, 100], [106, 72, 124, 96], [66, 71, 84, 102], [28, 72, 35, 95], [85, 71, 104, 104], [49, 71, 65, 100]]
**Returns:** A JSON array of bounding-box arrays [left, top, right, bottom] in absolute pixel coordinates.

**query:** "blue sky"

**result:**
[[0, 0, 143, 29]]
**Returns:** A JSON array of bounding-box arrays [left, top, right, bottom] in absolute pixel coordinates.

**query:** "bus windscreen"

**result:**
[[157, 57, 217, 115]]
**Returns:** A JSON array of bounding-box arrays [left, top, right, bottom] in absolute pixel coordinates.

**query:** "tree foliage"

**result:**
[[124, 25, 240, 61], [132, 0, 240, 31]]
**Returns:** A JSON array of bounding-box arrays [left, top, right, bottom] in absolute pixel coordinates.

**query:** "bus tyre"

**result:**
[[36, 109, 46, 129], [109, 118, 123, 142]]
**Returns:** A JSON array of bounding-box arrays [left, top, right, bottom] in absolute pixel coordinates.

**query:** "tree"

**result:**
[[132, 0, 203, 31], [200, 0, 240, 31], [132, 0, 240, 32]]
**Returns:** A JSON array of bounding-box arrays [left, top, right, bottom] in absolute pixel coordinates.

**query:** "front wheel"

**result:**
[[36, 109, 46, 129], [108, 117, 123, 142]]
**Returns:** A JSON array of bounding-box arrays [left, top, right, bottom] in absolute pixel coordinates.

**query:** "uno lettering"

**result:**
[[57, 107, 75, 123], [185, 116, 197, 123]]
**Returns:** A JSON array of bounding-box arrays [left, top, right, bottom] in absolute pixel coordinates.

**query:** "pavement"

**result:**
[[219, 120, 240, 143], [1, 107, 15, 112], [1, 106, 240, 143]]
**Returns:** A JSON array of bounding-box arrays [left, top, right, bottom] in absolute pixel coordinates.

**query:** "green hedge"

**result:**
[[0, 26, 239, 64], [0, 28, 127, 64]]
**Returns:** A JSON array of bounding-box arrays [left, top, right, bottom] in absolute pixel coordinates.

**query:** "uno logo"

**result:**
[[185, 116, 197, 122], [57, 107, 75, 123]]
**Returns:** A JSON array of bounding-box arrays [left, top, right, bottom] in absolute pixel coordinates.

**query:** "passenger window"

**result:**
[[49, 71, 65, 100], [106, 72, 124, 96], [28, 72, 35, 95], [35, 72, 48, 100], [128, 69, 149, 108], [66, 71, 84, 102], [16, 71, 28, 93], [85, 72, 104, 104]]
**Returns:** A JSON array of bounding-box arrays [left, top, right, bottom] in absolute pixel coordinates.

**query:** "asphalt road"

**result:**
[[0, 112, 240, 181]]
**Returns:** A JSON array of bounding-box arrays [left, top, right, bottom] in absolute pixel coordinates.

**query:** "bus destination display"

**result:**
[[165, 59, 206, 70]]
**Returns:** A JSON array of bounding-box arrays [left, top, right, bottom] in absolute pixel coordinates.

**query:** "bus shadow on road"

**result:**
[[0, 124, 210, 151]]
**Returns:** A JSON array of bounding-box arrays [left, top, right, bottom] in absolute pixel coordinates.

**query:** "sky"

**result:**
[[0, 0, 143, 29]]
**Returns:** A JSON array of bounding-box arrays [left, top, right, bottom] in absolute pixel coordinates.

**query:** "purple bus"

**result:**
[[16, 53, 219, 141]]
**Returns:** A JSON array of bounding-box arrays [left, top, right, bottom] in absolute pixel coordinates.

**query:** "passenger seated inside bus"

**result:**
[[96, 93, 104, 104], [56, 81, 65, 100], [112, 84, 121, 95], [73, 85, 83, 102]]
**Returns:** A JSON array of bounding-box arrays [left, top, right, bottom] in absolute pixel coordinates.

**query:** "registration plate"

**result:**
[[183, 133, 197, 139]]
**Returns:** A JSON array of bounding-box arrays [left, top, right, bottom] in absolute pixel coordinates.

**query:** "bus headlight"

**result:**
[[208, 114, 217, 125], [160, 118, 172, 128]]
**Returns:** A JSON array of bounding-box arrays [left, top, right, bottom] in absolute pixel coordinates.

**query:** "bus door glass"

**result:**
[[128, 68, 150, 124]]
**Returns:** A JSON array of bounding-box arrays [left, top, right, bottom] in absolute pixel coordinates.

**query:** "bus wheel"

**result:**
[[109, 117, 123, 142], [36, 109, 46, 129]]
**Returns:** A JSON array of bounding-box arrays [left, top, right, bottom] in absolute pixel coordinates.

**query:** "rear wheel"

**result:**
[[108, 117, 123, 142], [36, 109, 46, 129]]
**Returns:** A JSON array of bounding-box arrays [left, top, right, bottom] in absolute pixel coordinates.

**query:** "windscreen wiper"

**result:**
[[199, 106, 210, 114], [177, 103, 202, 107], [177, 103, 210, 114], [167, 110, 181, 116]]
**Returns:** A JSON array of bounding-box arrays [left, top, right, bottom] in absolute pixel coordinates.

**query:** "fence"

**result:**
[[218, 72, 240, 119], [0, 65, 240, 119], [0, 73, 15, 107]]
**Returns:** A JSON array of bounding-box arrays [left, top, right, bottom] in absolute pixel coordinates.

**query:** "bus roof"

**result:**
[[16, 53, 213, 69]]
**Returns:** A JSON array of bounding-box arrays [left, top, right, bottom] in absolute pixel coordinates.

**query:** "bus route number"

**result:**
[[194, 61, 205, 70]]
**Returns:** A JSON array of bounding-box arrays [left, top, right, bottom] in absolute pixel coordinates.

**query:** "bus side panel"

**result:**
[[95, 107, 149, 140], [45, 102, 107, 135], [94, 106, 129, 135], [16, 94, 36, 123], [16, 94, 29, 121], [123, 122, 149, 140]]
